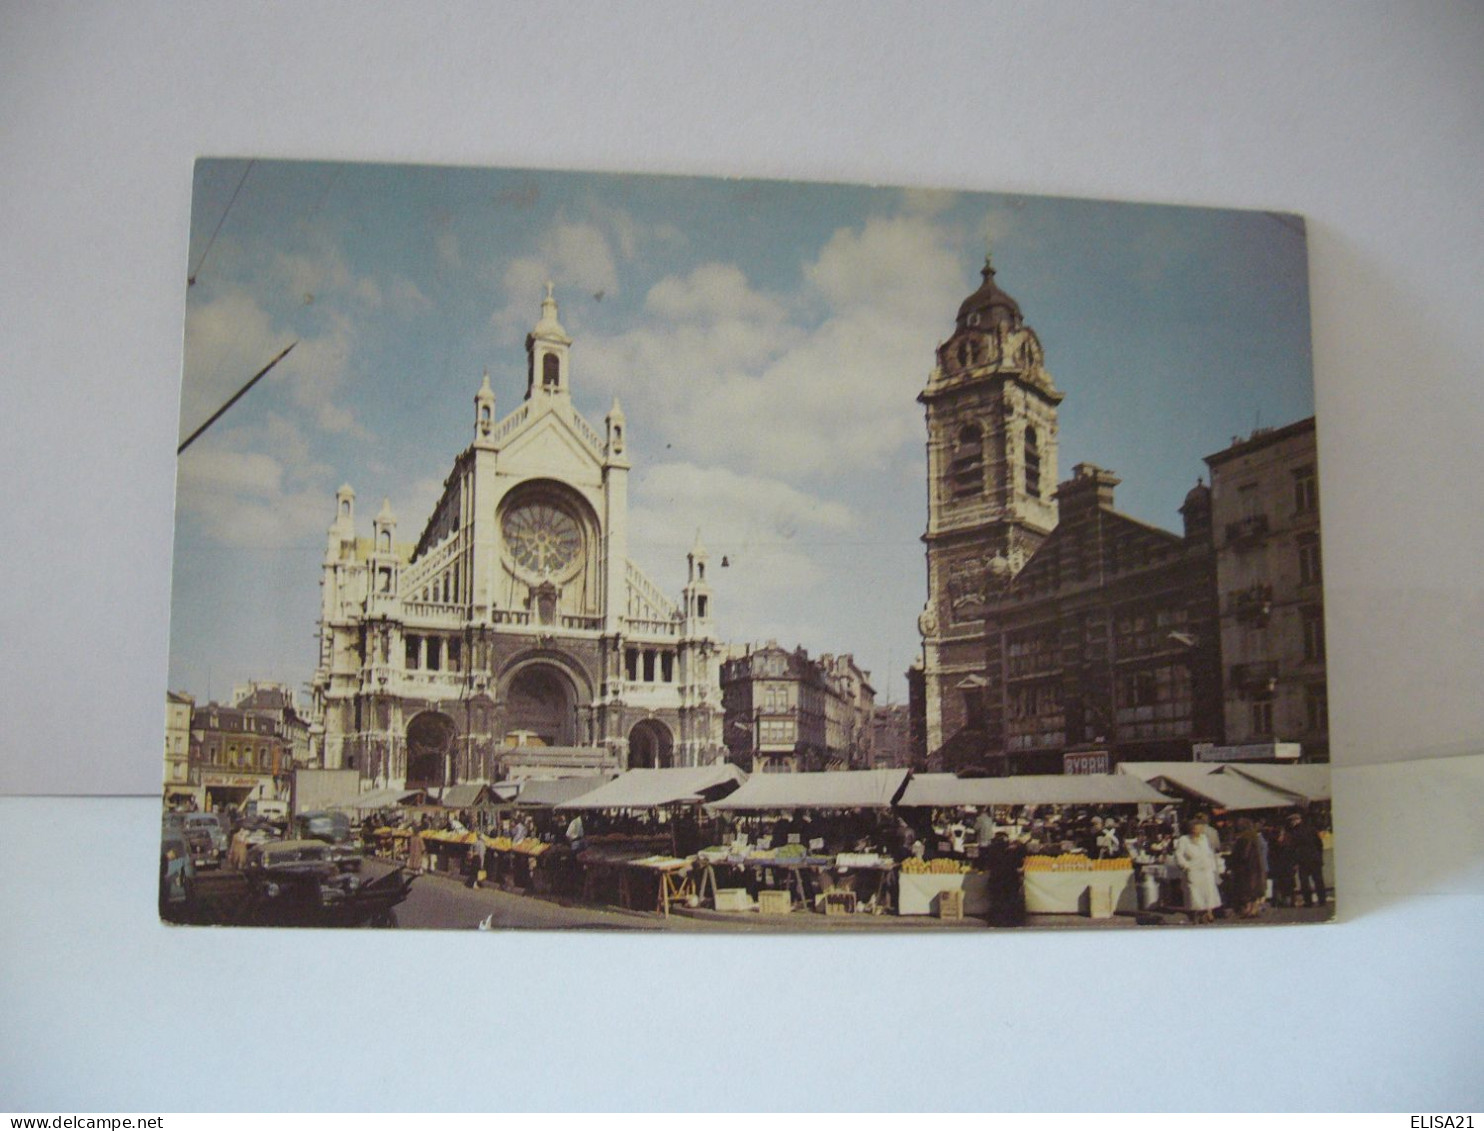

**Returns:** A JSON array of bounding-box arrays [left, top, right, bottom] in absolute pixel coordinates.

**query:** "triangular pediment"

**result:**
[[498, 402, 604, 485]]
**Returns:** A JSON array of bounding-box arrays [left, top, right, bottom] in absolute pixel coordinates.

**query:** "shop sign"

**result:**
[[1193, 742, 1301, 763], [1064, 750, 1110, 775]]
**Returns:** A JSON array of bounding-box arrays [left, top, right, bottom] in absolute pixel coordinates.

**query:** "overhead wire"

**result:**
[[188, 158, 255, 286]]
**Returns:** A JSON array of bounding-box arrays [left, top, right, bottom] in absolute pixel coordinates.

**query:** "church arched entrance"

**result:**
[[504, 663, 579, 746], [627, 719, 674, 769], [406, 711, 456, 788]]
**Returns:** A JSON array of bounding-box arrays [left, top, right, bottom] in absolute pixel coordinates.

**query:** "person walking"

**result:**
[[468, 834, 487, 889], [407, 828, 427, 875], [1175, 815, 1222, 924]]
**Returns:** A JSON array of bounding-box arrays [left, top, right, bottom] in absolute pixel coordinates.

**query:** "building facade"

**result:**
[[310, 289, 725, 789], [189, 702, 291, 811], [868, 703, 913, 769], [957, 464, 1223, 775], [1206, 418, 1328, 760], [721, 643, 876, 772], [233, 681, 311, 769], [164, 690, 195, 805]]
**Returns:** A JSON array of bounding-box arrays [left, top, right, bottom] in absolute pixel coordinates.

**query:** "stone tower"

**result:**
[[916, 251, 1063, 760]]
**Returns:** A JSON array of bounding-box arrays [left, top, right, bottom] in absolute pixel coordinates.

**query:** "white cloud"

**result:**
[[580, 211, 967, 477], [627, 462, 856, 640], [492, 220, 621, 340], [176, 421, 333, 551]]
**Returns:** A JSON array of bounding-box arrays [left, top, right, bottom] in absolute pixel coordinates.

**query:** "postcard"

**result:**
[[162, 160, 1331, 930]]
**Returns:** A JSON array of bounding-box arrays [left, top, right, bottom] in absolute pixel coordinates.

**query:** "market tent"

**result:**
[[1223, 763, 1331, 802], [515, 775, 612, 807], [440, 784, 489, 809], [707, 768, 910, 811], [896, 772, 1171, 808], [323, 787, 426, 813], [555, 764, 745, 810], [1117, 762, 1299, 810]]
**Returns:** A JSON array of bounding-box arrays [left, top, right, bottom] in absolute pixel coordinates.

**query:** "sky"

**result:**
[[167, 159, 1314, 707]]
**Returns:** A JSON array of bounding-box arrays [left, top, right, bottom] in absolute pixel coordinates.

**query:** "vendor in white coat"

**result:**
[[1175, 815, 1223, 924]]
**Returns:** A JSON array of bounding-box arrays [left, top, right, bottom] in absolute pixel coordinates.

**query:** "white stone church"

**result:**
[[309, 287, 725, 789]]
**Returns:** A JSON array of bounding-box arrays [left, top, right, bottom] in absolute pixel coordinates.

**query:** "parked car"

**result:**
[[164, 811, 219, 870], [241, 839, 409, 927], [292, 810, 353, 845], [185, 812, 229, 859]]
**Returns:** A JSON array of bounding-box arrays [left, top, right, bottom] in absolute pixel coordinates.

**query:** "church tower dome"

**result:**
[[955, 250, 1023, 332]]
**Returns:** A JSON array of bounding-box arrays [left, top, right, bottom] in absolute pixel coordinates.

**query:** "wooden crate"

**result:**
[[935, 889, 965, 920], [714, 888, 751, 913], [758, 890, 792, 915]]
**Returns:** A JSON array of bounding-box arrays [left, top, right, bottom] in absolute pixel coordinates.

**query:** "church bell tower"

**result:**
[[916, 250, 1063, 760]]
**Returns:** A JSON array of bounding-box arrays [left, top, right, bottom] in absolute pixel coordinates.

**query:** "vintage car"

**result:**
[[163, 812, 219, 870], [161, 838, 414, 928]]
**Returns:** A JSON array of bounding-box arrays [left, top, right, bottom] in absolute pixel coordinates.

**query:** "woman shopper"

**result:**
[[1174, 815, 1223, 924], [1227, 817, 1268, 918]]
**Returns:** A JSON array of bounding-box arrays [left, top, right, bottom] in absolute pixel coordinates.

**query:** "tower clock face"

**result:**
[[502, 502, 582, 576]]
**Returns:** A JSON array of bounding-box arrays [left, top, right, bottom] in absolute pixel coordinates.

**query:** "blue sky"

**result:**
[[168, 159, 1313, 705]]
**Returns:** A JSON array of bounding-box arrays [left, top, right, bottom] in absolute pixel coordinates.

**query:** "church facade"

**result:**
[[309, 288, 725, 788]]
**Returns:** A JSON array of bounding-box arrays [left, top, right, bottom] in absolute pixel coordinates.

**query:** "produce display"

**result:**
[[901, 857, 973, 875], [1023, 854, 1133, 872], [774, 843, 807, 859]]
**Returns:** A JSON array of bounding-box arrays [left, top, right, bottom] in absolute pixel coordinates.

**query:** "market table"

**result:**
[[1022, 856, 1136, 916], [696, 851, 897, 914], [897, 871, 990, 916]]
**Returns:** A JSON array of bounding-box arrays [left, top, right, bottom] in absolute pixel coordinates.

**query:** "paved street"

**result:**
[[365, 859, 1334, 932]]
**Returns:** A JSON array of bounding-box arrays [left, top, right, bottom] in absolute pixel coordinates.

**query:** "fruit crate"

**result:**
[[714, 888, 751, 913], [935, 889, 965, 920], [758, 890, 792, 915]]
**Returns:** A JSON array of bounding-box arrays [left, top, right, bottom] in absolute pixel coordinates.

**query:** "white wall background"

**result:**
[[1, 2, 1481, 1111]]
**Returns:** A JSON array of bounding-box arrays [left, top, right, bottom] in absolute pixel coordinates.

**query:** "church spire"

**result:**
[[525, 283, 572, 400]]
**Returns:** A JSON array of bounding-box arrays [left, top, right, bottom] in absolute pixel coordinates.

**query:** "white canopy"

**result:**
[[706, 768, 910, 811], [897, 773, 1171, 808], [1224, 763, 1331, 802], [515, 775, 613, 807], [555, 764, 745, 810], [322, 787, 424, 812], [1118, 762, 1300, 811]]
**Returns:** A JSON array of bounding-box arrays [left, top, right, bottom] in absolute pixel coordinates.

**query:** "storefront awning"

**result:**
[[897, 773, 1171, 808], [555, 764, 746, 810], [1117, 762, 1300, 810], [707, 768, 910, 811]]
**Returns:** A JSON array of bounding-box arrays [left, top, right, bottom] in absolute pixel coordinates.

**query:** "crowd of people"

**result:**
[[1173, 809, 1329, 923]]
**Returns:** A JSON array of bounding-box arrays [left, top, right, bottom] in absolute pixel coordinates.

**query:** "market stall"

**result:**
[[556, 765, 746, 913], [702, 769, 910, 915], [894, 773, 1172, 917]]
